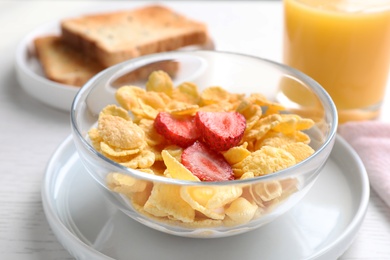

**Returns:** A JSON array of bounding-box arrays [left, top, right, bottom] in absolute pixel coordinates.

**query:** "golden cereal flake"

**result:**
[[236, 101, 263, 132], [143, 202, 170, 218], [144, 183, 195, 222], [201, 101, 237, 112], [256, 133, 297, 149], [250, 181, 283, 204], [88, 128, 103, 151], [179, 218, 223, 229], [120, 149, 155, 169], [259, 130, 312, 148], [239, 171, 255, 180], [273, 114, 315, 134], [148, 161, 167, 176], [249, 93, 285, 112], [225, 197, 258, 225], [163, 145, 183, 162], [233, 146, 296, 177], [98, 115, 146, 149], [289, 131, 312, 144], [140, 91, 170, 111], [146, 145, 164, 161], [128, 182, 153, 207], [279, 178, 299, 199], [200, 86, 231, 105], [161, 150, 200, 181], [244, 114, 282, 142], [131, 99, 159, 120], [100, 104, 131, 120], [146, 70, 174, 96], [115, 86, 146, 111], [180, 186, 242, 220], [138, 119, 166, 147], [106, 172, 147, 194], [169, 104, 199, 116], [281, 142, 314, 163], [172, 82, 200, 104], [100, 141, 141, 157], [222, 143, 251, 165]]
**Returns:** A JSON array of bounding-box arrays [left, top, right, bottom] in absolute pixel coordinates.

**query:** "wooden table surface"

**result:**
[[1, 1, 390, 259]]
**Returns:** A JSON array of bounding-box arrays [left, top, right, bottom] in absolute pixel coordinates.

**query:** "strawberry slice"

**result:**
[[195, 111, 246, 151], [181, 141, 234, 181], [154, 112, 200, 147]]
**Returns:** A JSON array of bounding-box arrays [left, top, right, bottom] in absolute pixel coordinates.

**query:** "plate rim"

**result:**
[[307, 135, 370, 259], [41, 135, 370, 260], [14, 20, 80, 111]]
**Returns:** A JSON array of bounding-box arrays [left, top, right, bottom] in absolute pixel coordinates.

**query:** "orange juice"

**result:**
[[283, 0, 390, 122]]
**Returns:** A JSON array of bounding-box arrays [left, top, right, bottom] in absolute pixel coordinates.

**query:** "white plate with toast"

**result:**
[[15, 5, 214, 112], [15, 20, 81, 112]]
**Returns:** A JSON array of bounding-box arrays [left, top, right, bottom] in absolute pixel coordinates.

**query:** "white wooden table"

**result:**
[[1, 1, 390, 259]]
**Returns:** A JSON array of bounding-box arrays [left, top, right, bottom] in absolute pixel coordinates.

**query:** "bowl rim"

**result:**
[[71, 50, 338, 186]]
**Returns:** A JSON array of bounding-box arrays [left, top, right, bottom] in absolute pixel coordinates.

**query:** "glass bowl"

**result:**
[[71, 50, 338, 238]]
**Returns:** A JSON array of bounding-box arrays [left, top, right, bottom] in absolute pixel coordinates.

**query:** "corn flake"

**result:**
[[169, 104, 199, 116], [100, 141, 140, 157], [144, 183, 195, 223], [146, 70, 174, 96], [180, 186, 242, 220], [172, 82, 200, 104], [88, 128, 103, 151], [251, 181, 283, 204], [225, 197, 258, 225], [244, 114, 282, 143], [115, 86, 146, 111], [100, 104, 131, 120], [106, 172, 148, 194], [233, 146, 296, 177], [273, 114, 315, 134], [120, 149, 155, 169], [98, 114, 146, 149], [200, 86, 230, 105], [161, 150, 199, 181], [222, 142, 251, 165], [281, 142, 314, 163]]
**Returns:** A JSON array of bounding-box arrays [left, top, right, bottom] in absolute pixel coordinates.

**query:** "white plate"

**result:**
[[15, 20, 80, 112], [42, 135, 369, 260], [14, 17, 215, 112]]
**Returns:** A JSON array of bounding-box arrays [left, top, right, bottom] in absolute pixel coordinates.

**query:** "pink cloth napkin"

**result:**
[[338, 121, 390, 207]]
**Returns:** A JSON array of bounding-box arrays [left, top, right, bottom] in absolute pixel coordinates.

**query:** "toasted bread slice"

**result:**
[[34, 35, 180, 87], [60, 5, 209, 67], [34, 35, 104, 87]]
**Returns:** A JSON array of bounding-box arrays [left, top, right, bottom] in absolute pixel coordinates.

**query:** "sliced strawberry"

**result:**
[[181, 141, 234, 181], [195, 111, 246, 151], [154, 112, 200, 147]]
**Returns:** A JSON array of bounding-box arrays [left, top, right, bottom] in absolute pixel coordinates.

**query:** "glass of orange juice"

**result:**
[[283, 0, 390, 123]]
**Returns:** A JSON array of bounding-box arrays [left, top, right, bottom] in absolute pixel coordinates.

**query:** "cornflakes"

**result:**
[[232, 146, 296, 177], [161, 150, 200, 181], [144, 183, 195, 223], [222, 142, 251, 165], [172, 82, 200, 104], [146, 70, 174, 96], [225, 197, 258, 225], [88, 71, 317, 229], [180, 186, 242, 220], [98, 115, 146, 149]]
